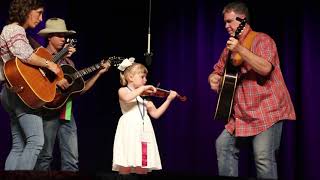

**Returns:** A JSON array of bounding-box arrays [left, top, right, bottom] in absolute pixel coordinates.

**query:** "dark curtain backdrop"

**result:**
[[0, 0, 319, 179]]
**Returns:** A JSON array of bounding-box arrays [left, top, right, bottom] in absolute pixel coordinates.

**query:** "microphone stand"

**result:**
[[144, 0, 153, 67]]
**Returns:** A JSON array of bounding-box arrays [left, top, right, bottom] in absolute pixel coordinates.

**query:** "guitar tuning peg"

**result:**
[[66, 39, 77, 46]]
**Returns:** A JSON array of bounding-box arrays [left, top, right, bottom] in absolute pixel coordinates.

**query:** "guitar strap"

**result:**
[[27, 35, 42, 49], [232, 31, 258, 66]]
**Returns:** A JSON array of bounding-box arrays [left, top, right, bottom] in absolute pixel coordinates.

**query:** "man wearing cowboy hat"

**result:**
[[35, 17, 111, 171], [37, 17, 76, 37]]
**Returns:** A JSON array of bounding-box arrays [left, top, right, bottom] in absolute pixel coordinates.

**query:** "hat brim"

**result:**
[[38, 29, 76, 37]]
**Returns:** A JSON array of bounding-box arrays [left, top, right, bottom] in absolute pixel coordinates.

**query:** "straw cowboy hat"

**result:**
[[38, 18, 76, 36]]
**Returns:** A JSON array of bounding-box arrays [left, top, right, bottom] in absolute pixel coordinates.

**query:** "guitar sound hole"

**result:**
[[65, 75, 73, 84]]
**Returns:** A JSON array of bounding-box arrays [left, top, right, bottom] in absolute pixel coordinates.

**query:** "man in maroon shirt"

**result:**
[[208, 1, 296, 179]]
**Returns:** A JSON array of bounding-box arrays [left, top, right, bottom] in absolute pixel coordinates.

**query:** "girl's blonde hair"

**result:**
[[120, 63, 148, 86]]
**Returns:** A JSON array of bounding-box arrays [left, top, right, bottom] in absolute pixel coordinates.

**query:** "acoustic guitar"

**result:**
[[214, 17, 247, 121], [44, 56, 125, 109], [3, 39, 76, 109]]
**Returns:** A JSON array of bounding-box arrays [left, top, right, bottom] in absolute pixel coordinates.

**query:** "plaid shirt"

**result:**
[[212, 26, 296, 137]]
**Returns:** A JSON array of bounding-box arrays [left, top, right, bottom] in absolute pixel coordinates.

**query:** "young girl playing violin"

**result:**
[[112, 58, 177, 174]]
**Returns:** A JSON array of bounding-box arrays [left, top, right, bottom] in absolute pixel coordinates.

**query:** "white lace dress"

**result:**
[[112, 95, 162, 172]]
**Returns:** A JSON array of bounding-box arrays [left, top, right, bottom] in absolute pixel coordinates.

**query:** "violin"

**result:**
[[141, 87, 187, 102]]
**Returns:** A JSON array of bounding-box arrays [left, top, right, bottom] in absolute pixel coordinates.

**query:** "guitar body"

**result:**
[[43, 56, 125, 109], [213, 17, 247, 121], [44, 64, 85, 109], [3, 47, 62, 109], [214, 69, 238, 120]]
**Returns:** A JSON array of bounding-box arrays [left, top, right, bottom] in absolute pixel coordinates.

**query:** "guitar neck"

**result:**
[[72, 63, 101, 79], [52, 39, 76, 63], [52, 48, 69, 63]]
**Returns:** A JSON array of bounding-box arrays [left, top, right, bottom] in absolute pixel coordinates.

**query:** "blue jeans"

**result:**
[[35, 110, 79, 171], [216, 121, 283, 179], [0, 85, 44, 170]]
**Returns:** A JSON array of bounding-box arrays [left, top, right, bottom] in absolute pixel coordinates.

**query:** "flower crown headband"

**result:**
[[117, 57, 135, 71]]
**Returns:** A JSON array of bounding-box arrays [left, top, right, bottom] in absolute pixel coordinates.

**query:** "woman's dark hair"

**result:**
[[8, 0, 45, 25]]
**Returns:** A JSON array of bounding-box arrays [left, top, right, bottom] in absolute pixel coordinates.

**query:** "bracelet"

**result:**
[[45, 60, 49, 67]]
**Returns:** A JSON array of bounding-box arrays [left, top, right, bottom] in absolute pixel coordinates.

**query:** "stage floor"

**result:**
[[0, 171, 256, 180]]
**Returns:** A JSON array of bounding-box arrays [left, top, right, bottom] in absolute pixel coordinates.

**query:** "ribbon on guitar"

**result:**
[[60, 99, 72, 121], [142, 141, 148, 167]]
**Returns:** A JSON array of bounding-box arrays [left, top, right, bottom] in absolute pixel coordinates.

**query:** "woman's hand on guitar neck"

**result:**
[[209, 73, 221, 93]]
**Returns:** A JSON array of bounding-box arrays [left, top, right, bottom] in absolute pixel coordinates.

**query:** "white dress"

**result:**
[[112, 94, 162, 172]]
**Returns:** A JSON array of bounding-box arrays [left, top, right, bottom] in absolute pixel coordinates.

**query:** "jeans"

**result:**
[[0, 85, 44, 170], [216, 121, 283, 179], [35, 110, 79, 171]]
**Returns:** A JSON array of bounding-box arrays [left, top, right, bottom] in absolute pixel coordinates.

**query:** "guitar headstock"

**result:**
[[66, 38, 77, 48], [234, 17, 247, 39], [105, 56, 126, 67]]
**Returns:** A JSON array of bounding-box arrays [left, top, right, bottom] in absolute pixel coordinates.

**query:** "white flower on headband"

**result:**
[[118, 57, 135, 71]]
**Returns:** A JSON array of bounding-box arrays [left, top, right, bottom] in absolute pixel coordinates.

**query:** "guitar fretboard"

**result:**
[[53, 48, 69, 63], [72, 63, 101, 79], [52, 39, 76, 63]]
